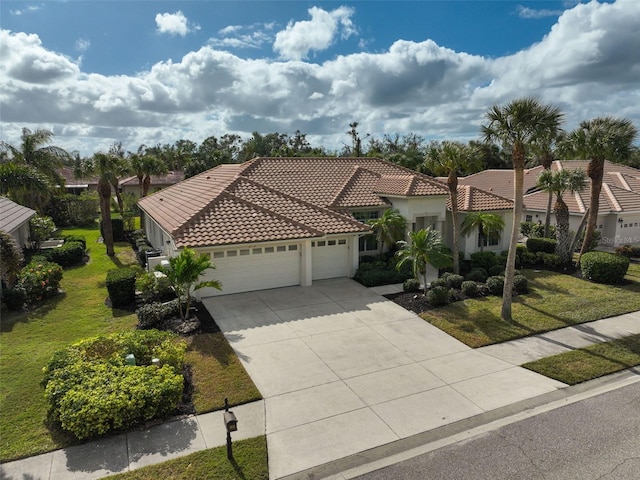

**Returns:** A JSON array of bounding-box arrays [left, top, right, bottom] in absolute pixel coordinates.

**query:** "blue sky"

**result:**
[[1, 0, 638, 155]]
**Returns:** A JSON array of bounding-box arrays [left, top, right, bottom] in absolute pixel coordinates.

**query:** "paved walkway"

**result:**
[[2, 280, 639, 480]]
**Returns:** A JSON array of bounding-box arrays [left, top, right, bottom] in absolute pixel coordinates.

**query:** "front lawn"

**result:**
[[421, 264, 640, 348], [523, 334, 640, 384], [0, 226, 260, 462]]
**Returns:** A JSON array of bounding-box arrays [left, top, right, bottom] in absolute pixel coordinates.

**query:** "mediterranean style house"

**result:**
[[138, 157, 514, 297]]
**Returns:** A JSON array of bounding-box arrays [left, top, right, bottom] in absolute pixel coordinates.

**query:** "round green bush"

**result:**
[[461, 280, 480, 297], [470, 251, 497, 271], [426, 285, 450, 306], [442, 273, 464, 289], [464, 268, 488, 283], [429, 277, 447, 288], [513, 274, 529, 294], [42, 330, 186, 440], [526, 237, 557, 254], [488, 265, 504, 277], [486, 275, 505, 295], [106, 267, 138, 307], [17, 260, 63, 304], [521, 251, 538, 265], [580, 251, 630, 284], [403, 278, 421, 292]]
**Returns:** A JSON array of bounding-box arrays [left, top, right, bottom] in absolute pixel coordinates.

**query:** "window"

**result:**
[[239, 249, 250, 256], [359, 234, 378, 252], [265, 247, 274, 253], [276, 246, 286, 252], [212, 251, 224, 259], [288, 245, 298, 251], [227, 250, 237, 257], [253, 248, 262, 254], [318, 241, 326, 247], [328, 240, 336, 246], [338, 239, 347, 245], [353, 210, 380, 222], [525, 215, 533, 222]]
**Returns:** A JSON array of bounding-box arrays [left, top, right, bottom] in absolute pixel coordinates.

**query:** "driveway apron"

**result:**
[[202, 278, 565, 479]]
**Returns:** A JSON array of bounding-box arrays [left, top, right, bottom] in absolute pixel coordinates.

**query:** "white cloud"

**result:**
[[273, 6, 356, 60], [75, 38, 90, 53], [0, 0, 638, 156], [155, 11, 199, 37], [10, 4, 41, 16], [516, 5, 564, 19], [209, 24, 273, 50]]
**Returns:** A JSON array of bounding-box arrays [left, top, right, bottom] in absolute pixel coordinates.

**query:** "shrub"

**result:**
[[403, 278, 421, 293], [464, 268, 488, 283], [353, 261, 412, 287], [461, 280, 480, 297], [101, 217, 125, 242], [536, 252, 563, 269], [2, 286, 26, 310], [43, 241, 85, 267], [63, 235, 87, 250], [136, 299, 181, 329], [527, 237, 557, 254], [520, 221, 534, 237], [615, 244, 640, 258], [17, 260, 63, 304], [513, 274, 529, 294], [486, 275, 505, 295], [580, 251, 630, 285], [442, 273, 463, 289], [488, 265, 504, 277], [29, 215, 57, 249], [521, 251, 538, 265], [106, 267, 137, 307], [42, 330, 186, 440], [470, 251, 497, 271], [426, 285, 450, 306], [137, 244, 153, 266]]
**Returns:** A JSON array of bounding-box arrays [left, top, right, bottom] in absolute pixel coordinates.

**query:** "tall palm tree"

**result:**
[[424, 141, 481, 273], [537, 169, 587, 264], [481, 98, 564, 322], [367, 208, 406, 255], [0, 163, 52, 202], [155, 248, 222, 320], [460, 212, 505, 253], [129, 149, 168, 197], [0, 128, 70, 212], [395, 228, 452, 295], [560, 117, 638, 261], [75, 152, 126, 256]]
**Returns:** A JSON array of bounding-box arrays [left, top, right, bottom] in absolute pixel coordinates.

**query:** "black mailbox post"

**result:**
[[223, 398, 238, 459]]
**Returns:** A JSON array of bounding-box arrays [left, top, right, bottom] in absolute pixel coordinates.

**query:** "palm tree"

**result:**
[[367, 209, 406, 255], [155, 248, 222, 320], [460, 212, 505, 253], [481, 98, 564, 322], [0, 163, 52, 203], [0, 128, 70, 212], [424, 141, 481, 273], [560, 117, 638, 261], [395, 228, 452, 295], [129, 149, 168, 197], [537, 169, 587, 263], [75, 153, 127, 256]]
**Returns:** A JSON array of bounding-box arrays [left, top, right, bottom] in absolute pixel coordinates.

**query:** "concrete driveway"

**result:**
[[202, 278, 565, 479]]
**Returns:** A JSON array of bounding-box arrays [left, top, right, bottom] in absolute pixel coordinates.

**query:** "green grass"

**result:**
[[421, 264, 640, 348], [0, 226, 260, 462], [104, 436, 269, 480], [523, 334, 640, 385]]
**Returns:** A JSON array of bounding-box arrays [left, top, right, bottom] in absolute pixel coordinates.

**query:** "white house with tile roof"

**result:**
[[0, 197, 36, 249], [459, 160, 640, 248]]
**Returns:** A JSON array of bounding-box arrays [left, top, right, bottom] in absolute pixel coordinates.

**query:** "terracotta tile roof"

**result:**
[[120, 170, 184, 186], [58, 166, 98, 187], [448, 185, 513, 212], [375, 174, 449, 196], [0, 196, 36, 233], [139, 157, 448, 248]]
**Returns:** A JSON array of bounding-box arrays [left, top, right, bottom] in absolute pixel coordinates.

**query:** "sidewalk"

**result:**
[[0, 401, 265, 480]]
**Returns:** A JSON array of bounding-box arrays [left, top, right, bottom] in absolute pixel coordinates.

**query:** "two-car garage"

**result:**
[[198, 237, 355, 297]]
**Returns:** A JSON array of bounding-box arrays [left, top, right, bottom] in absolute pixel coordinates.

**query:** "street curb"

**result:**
[[278, 367, 640, 480]]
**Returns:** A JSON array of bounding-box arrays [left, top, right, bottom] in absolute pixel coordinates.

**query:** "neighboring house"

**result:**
[[445, 185, 514, 258], [58, 166, 99, 194], [459, 160, 640, 247], [138, 157, 455, 296], [120, 171, 184, 199], [0, 196, 36, 249]]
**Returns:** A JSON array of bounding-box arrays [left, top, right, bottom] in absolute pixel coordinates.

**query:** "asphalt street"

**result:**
[[354, 381, 640, 480]]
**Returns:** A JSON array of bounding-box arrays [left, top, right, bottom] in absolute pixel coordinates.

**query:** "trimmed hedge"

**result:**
[[106, 267, 138, 307], [486, 275, 505, 295], [43, 241, 85, 267], [42, 330, 186, 440], [526, 237, 557, 254], [403, 278, 421, 293], [63, 235, 87, 250], [461, 280, 480, 297], [426, 285, 450, 306], [615, 244, 640, 258], [513, 274, 529, 294], [536, 252, 563, 269], [101, 217, 125, 242], [441, 272, 464, 289], [470, 251, 497, 271], [353, 259, 412, 287], [580, 251, 630, 285], [465, 268, 488, 283], [136, 299, 181, 329]]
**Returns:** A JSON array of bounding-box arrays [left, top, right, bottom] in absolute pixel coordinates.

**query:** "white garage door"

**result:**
[[312, 238, 350, 280], [200, 244, 301, 296]]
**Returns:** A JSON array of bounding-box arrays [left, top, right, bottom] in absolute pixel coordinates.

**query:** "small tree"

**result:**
[[367, 209, 406, 255], [155, 248, 222, 320], [395, 228, 452, 294], [0, 230, 24, 288]]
